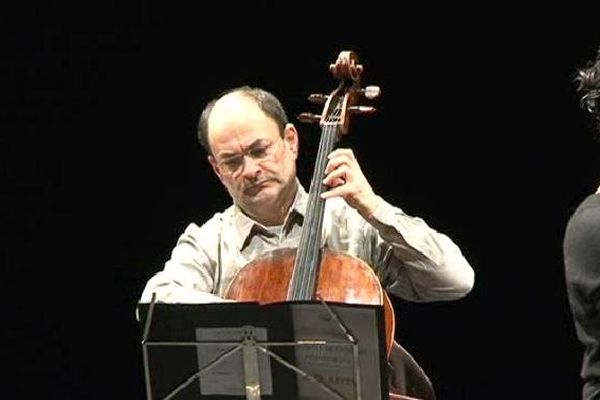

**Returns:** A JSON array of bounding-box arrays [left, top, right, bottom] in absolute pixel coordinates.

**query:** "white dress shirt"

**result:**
[[140, 182, 474, 305]]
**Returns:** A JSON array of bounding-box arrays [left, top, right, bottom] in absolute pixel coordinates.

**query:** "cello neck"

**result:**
[[287, 121, 340, 301], [287, 50, 377, 301]]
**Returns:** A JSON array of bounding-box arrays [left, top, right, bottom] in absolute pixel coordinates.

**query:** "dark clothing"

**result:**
[[389, 341, 436, 400], [564, 193, 600, 399]]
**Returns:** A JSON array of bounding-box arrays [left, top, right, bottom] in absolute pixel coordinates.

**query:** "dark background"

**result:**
[[5, 2, 600, 399]]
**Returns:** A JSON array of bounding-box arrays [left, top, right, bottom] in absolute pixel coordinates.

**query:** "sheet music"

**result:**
[[291, 303, 383, 400], [195, 326, 273, 395]]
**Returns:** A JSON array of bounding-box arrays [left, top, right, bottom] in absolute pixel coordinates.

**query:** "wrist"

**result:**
[[359, 193, 382, 220]]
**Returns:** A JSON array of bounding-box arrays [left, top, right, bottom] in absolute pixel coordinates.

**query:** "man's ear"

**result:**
[[208, 155, 224, 182], [284, 123, 299, 158]]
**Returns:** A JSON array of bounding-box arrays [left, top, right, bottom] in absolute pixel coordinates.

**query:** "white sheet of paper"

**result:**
[[195, 326, 273, 395], [292, 304, 383, 400]]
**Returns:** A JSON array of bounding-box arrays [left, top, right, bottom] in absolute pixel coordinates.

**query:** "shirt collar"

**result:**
[[233, 179, 308, 250]]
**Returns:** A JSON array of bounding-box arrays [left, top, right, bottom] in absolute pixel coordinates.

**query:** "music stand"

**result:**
[[138, 295, 389, 400]]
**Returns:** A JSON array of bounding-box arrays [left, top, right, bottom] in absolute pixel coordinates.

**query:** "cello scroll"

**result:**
[[298, 50, 381, 135]]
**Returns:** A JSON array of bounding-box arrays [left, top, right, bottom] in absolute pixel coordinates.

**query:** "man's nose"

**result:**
[[241, 155, 261, 178]]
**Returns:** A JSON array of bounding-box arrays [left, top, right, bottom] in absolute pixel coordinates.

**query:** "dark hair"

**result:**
[[197, 86, 289, 154], [576, 46, 600, 132]]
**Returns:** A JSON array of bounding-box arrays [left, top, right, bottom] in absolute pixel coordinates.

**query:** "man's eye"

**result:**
[[249, 147, 268, 158], [223, 158, 242, 168]]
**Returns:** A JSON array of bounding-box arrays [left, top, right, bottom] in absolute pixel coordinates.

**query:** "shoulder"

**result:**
[[567, 194, 600, 232], [564, 194, 600, 255]]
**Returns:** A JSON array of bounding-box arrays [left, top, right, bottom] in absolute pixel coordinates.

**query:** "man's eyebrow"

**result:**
[[217, 139, 265, 159], [218, 151, 240, 159]]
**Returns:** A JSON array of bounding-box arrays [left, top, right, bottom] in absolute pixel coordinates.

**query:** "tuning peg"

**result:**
[[347, 106, 377, 115], [297, 112, 322, 124], [308, 94, 328, 104], [361, 86, 381, 100]]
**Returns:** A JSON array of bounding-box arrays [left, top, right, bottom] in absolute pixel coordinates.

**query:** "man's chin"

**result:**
[[242, 184, 275, 203], [244, 180, 277, 196], [256, 188, 280, 203]]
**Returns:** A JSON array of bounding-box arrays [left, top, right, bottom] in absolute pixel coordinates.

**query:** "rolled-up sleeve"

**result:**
[[364, 198, 475, 302]]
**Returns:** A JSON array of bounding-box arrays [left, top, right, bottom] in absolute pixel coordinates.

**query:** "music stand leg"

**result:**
[[242, 335, 262, 400]]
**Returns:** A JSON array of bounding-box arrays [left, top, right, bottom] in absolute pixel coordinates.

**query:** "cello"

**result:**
[[224, 50, 396, 357]]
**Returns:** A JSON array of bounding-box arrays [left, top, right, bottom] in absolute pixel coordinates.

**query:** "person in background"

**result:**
[[564, 44, 600, 400]]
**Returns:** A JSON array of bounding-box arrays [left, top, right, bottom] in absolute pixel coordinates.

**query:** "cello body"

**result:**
[[225, 247, 396, 355]]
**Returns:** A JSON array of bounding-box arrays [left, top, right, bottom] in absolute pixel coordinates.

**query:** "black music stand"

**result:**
[[137, 296, 389, 400]]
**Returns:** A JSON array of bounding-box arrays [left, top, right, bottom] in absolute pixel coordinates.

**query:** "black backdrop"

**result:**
[[5, 2, 600, 399]]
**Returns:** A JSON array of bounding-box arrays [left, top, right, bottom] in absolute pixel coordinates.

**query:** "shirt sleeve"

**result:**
[[364, 197, 475, 302], [139, 219, 231, 304]]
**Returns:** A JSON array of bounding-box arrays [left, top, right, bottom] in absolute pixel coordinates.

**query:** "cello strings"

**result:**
[[291, 105, 342, 299], [302, 119, 339, 298]]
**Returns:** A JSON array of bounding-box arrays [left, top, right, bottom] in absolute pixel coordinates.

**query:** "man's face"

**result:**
[[207, 93, 298, 222]]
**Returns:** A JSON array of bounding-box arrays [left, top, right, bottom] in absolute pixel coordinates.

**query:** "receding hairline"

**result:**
[[197, 86, 289, 154]]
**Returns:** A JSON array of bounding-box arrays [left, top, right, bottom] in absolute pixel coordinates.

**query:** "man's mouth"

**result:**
[[244, 180, 270, 195]]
